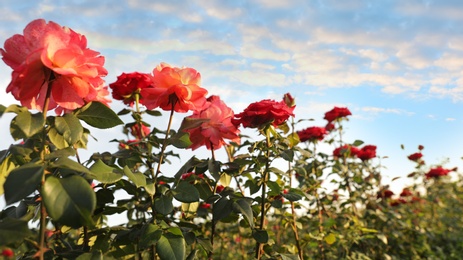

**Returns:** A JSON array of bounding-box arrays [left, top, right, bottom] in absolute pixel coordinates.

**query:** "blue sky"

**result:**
[[1, 0, 463, 193]]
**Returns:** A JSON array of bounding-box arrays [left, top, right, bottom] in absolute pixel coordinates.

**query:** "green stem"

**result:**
[[153, 100, 176, 182], [256, 130, 271, 259], [209, 143, 216, 260], [38, 80, 54, 260]]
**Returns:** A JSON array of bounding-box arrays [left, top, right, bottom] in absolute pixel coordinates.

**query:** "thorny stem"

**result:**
[[288, 119, 303, 260], [209, 143, 216, 260], [39, 79, 54, 260], [311, 144, 325, 260], [256, 130, 271, 259], [225, 144, 245, 196], [153, 98, 177, 182], [337, 121, 358, 215]]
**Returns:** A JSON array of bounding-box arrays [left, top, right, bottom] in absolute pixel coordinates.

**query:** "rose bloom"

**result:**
[[400, 188, 413, 197], [377, 189, 394, 199], [407, 152, 423, 161], [333, 145, 359, 158], [324, 107, 352, 123], [109, 72, 153, 106], [1, 19, 109, 112], [185, 95, 240, 150], [130, 124, 150, 139], [425, 166, 455, 179], [140, 63, 208, 112], [357, 145, 377, 161], [234, 96, 295, 128], [297, 126, 327, 142]]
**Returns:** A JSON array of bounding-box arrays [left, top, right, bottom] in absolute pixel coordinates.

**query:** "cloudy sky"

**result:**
[[1, 0, 463, 192]]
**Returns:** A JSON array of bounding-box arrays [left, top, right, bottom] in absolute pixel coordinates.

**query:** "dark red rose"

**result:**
[[418, 145, 424, 150], [377, 189, 394, 199], [200, 203, 211, 209], [333, 145, 359, 158], [109, 72, 153, 106], [400, 188, 413, 197], [325, 122, 335, 131], [390, 198, 407, 207], [181, 172, 194, 180], [283, 93, 296, 108], [234, 98, 295, 128], [324, 107, 352, 123], [425, 166, 455, 179], [297, 126, 327, 142], [407, 152, 423, 162], [357, 145, 377, 161], [216, 185, 225, 193]]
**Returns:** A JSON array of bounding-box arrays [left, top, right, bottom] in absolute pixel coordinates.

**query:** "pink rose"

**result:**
[[185, 95, 240, 150]]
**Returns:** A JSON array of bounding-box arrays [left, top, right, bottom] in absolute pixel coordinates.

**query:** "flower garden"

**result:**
[[1, 19, 463, 260]]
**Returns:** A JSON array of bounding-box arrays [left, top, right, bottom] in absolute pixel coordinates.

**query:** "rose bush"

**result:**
[[1, 19, 463, 260]]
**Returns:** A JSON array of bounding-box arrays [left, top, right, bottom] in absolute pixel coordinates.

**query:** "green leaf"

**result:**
[[280, 149, 294, 162], [139, 224, 162, 249], [178, 117, 209, 131], [42, 175, 96, 228], [156, 228, 186, 260], [155, 194, 174, 215], [0, 104, 6, 117], [4, 104, 28, 114], [252, 229, 268, 244], [0, 218, 32, 245], [181, 202, 199, 218], [75, 251, 104, 260], [11, 111, 44, 139], [123, 166, 146, 188], [0, 155, 15, 195], [75, 101, 123, 129], [89, 160, 123, 184], [48, 126, 69, 149], [324, 233, 336, 245], [4, 163, 44, 205], [50, 157, 91, 175], [233, 199, 254, 228], [173, 181, 199, 203], [212, 197, 233, 222], [45, 147, 76, 160], [352, 140, 364, 147], [54, 113, 84, 146], [280, 254, 300, 260], [282, 189, 304, 202], [169, 131, 192, 149]]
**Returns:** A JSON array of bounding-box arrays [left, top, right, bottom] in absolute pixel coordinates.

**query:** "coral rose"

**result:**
[[140, 63, 208, 112], [324, 107, 352, 123], [184, 95, 240, 150], [109, 72, 153, 106], [1, 19, 108, 112], [297, 126, 327, 142], [234, 95, 295, 128]]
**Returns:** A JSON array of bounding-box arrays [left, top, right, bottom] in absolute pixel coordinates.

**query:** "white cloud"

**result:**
[[362, 107, 414, 116], [250, 62, 275, 70]]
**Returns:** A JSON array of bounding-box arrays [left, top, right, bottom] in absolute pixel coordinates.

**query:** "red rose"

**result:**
[[216, 185, 225, 193], [130, 124, 151, 139], [297, 126, 327, 142], [377, 189, 394, 199], [324, 107, 352, 123], [234, 96, 295, 128], [325, 122, 335, 131], [390, 198, 407, 207], [109, 72, 153, 106], [418, 145, 424, 150], [1, 19, 109, 112], [199, 203, 211, 209], [407, 152, 423, 162], [181, 172, 194, 180], [140, 63, 208, 112], [1, 248, 13, 257], [400, 188, 413, 197], [283, 93, 296, 108], [425, 166, 455, 179], [333, 145, 359, 158], [184, 95, 240, 150], [357, 145, 377, 161]]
